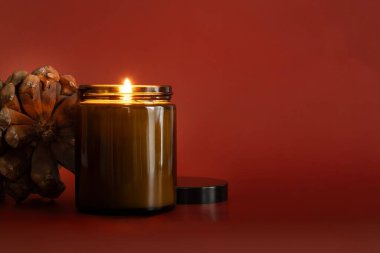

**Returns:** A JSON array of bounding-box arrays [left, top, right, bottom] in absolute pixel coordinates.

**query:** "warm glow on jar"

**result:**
[[77, 82, 176, 214]]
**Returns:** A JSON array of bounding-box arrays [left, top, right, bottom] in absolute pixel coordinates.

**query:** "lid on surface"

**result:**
[[176, 177, 228, 205]]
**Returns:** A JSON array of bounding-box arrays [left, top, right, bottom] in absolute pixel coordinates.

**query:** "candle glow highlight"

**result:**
[[121, 78, 133, 100]]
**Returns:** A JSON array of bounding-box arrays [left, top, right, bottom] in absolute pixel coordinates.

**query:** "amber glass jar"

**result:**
[[75, 84, 176, 214]]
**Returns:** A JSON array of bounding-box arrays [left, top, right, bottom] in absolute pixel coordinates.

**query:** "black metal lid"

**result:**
[[176, 177, 228, 204]]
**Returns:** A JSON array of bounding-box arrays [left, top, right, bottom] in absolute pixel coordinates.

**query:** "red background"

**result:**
[[1, 0, 380, 252]]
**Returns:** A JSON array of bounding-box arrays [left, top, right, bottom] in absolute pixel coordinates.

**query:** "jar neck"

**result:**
[[79, 84, 173, 103]]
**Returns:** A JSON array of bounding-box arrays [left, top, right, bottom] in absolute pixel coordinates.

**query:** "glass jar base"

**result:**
[[76, 204, 176, 216]]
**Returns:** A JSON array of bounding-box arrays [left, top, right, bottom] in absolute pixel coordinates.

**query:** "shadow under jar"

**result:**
[[76, 84, 176, 214]]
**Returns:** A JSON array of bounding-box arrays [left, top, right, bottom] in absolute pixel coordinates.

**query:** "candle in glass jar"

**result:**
[[75, 79, 176, 214]]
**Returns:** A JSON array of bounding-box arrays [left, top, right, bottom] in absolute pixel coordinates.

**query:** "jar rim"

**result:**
[[79, 84, 172, 101], [80, 84, 172, 93]]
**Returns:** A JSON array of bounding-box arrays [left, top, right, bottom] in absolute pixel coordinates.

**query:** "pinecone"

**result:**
[[0, 65, 78, 203]]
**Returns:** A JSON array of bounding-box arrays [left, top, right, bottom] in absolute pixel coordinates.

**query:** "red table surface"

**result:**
[[1, 170, 380, 253]]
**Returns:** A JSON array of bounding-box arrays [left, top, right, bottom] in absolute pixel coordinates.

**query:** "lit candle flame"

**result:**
[[120, 78, 133, 100]]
